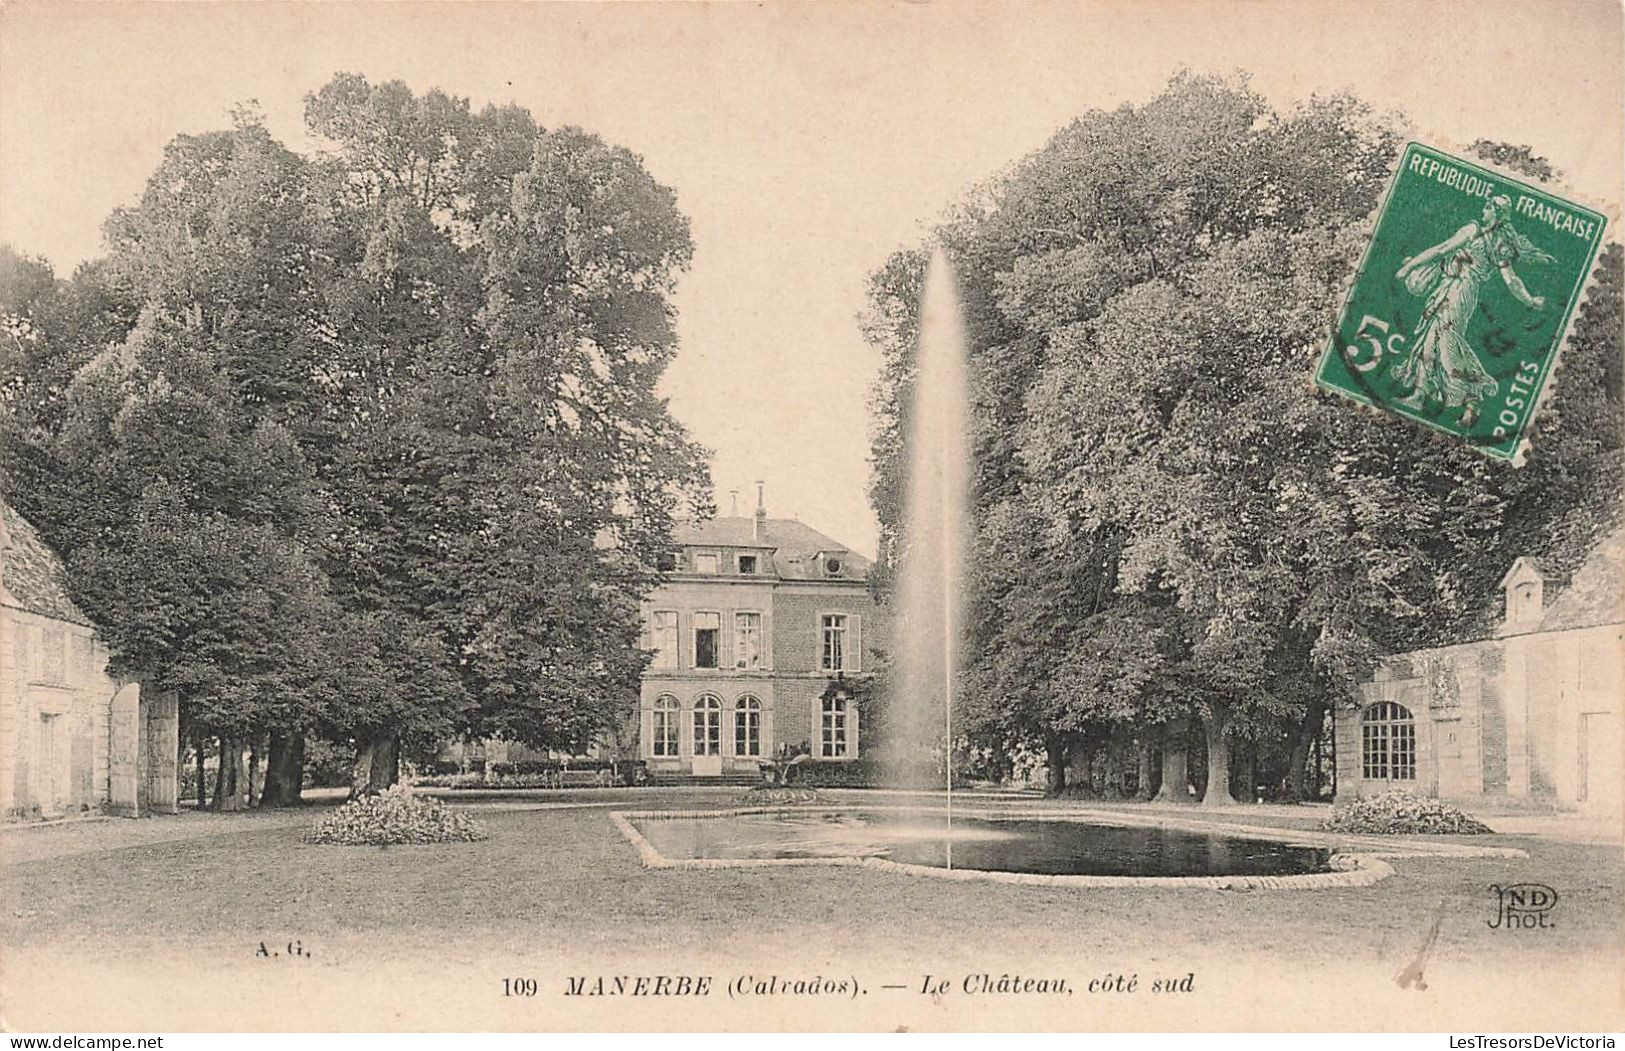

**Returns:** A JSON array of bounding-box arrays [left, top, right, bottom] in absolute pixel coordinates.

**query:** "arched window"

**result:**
[[652, 695, 680, 757], [821, 694, 850, 758], [1362, 701, 1416, 781], [692, 694, 722, 757], [735, 695, 762, 757]]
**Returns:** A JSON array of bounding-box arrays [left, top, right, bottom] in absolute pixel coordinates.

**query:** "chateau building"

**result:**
[[638, 488, 883, 777], [1337, 530, 1624, 812], [1, 499, 178, 820]]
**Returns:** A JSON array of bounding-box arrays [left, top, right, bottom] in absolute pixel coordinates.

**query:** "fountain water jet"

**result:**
[[889, 247, 972, 862]]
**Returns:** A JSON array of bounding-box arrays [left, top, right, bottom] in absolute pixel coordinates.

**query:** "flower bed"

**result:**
[[1322, 791, 1494, 835], [739, 786, 825, 806], [303, 785, 488, 845]]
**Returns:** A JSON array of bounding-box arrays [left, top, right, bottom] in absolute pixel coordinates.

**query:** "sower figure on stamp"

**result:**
[[1391, 194, 1550, 427]]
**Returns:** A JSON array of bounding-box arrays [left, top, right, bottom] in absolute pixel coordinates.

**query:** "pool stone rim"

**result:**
[[609, 805, 1525, 890]]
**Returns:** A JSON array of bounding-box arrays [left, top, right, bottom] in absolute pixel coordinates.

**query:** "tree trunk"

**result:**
[[177, 702, 189, 788], [1201, 703, 1236, 807], [1284, 695, 1328, 803], [1044, 736, 1068, 795], [1066, 740, 1098, 797], [1135, 736, 1158, 801], [369, 733, 399, 793], [1189, 725, 1208, 798], [1313, 721, 1324, 797], [352, 732, 401, 798], [214, 736, 247, 812], [1104, 732, 1129, 798], [1153, 721, 1189, 803], [195, 735, 207, 810], [351, 739, 373, 799], [211, 736, 225, 810], [246, 736, 261, 807], [1233, 741, 1256, 803], [260, 732, 305, 808]]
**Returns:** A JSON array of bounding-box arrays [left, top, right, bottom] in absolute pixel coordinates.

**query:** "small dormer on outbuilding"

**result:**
[[1500, 556, 1547, 633]]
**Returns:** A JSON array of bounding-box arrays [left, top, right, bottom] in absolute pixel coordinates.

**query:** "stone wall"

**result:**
[[3, 607, 114, 818], [2, 606, 178, 820], [1338, 623, 1624, 810]]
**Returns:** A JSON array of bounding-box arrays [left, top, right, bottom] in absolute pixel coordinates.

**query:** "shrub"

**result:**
[[775, 758, 941, 789], [1322, 791, 1494, 835], [303, 784, 488, 845]]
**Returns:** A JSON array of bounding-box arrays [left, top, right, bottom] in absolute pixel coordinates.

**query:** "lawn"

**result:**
[[2, 790, 1620, 1031]]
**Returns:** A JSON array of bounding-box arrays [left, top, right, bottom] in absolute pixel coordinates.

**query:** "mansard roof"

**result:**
[[0, 498, 93, 626], [672, 516, 871, 581]]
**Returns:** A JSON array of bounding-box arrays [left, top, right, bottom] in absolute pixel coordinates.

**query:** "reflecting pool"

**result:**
[[630, 811, 1332, 878]]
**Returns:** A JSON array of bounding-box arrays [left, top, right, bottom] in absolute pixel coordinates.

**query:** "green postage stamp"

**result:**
[[1315, 142, 1607, 459]]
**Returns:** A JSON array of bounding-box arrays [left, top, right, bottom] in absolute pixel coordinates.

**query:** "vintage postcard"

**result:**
[[1, 0, 1622, 1037]]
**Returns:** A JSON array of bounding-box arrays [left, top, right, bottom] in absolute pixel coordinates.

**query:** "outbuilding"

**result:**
[[1, 499, 178, 820], [1337, 530, 1624, 812]]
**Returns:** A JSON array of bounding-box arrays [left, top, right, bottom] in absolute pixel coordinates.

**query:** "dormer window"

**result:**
[[823, 556, 843, 577], [738, 555, 758, 575]]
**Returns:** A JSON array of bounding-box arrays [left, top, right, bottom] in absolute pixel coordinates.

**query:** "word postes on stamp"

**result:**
[[1315, 142, 1607, 460]]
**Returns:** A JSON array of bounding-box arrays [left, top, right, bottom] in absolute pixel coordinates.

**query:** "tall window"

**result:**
[[652, 695, 679, 757], [734, 612, 762, 670], [1362, 702, 1416, 781], [650, 611, 678, 669], [693, 612, 720, 669], [735, 695, 762, 757], [821, 694, 850, 757], [820, 614, 847, 672], [693, 695, 722, 756]]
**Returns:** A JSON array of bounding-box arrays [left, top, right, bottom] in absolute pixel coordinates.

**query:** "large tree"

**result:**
[[300, 75, 710, 790], [864, 74, 1622, 803], [2, 74, 711, 803]]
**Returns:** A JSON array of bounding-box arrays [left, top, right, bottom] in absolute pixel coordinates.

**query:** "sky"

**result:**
[[3, 1, 1621, 557]]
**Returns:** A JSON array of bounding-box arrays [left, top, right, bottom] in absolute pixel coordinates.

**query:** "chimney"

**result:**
[[729, 488, 739, 517], [753, 480, 766, 541]]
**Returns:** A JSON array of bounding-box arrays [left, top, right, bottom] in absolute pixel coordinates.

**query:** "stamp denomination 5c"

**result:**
[[1316, 142, 1607, 459]]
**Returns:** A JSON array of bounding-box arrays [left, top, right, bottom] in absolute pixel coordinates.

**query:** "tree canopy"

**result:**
[[863, 73, 1622, 802], [1, 74, 711, 802]]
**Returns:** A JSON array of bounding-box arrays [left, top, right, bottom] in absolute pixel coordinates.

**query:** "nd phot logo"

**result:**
[[1488, 883, 1558, 930]]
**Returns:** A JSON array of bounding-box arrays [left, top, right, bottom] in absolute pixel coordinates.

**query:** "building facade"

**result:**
[[1336, 532, 1624, 813], [1, 500, 178, 820], [638, 493, 884, 777]]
